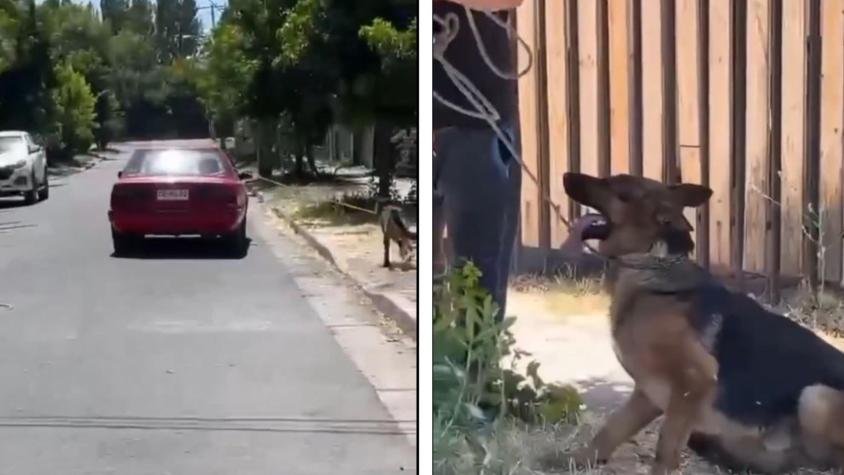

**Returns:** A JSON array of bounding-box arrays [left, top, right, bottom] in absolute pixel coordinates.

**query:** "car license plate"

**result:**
[[157, 189, 189, 201]]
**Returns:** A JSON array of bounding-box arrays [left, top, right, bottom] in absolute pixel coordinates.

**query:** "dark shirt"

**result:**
[[433, 2, 518, 129]]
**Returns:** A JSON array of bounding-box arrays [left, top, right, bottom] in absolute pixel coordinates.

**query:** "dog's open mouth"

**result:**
[[581, 213, 611, 241]]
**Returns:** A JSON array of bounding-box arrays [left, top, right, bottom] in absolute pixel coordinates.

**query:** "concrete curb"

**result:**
[[269, 206, 417, 340], [48, 155, 103, 177]]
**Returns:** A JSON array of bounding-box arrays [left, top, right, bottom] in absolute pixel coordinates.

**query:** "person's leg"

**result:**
[[433, 138, 447, 278], [494, 123, 521, 318], [436, 123, 520, 320]]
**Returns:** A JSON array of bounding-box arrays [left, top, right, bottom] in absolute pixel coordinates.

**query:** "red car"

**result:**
[[108, 147, 251, 256]]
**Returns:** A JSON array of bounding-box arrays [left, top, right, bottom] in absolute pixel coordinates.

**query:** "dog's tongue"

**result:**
[[575, 213, 610, 241]]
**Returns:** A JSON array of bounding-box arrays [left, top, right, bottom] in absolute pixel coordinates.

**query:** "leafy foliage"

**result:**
[[0, 0, 207, 154], [192, 23, 254, 127], [51, 62, 96, 155], [275, 0, 322, 66], [359, 17, 416, 73], [93, 89, 123, 149], [193, 0, 417, 184], [0, 0, 56, 134], [434, 262, 583, 471], [155, 0, 200, 63], [0, 0, 20, 73]]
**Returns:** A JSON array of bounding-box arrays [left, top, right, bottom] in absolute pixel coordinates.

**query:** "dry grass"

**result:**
[[292, 201, 377, 227], [437, 415, 840, 475], [435, 414, 735, 474], [510, 274, 610, 318], [776, 283, 844, 339]]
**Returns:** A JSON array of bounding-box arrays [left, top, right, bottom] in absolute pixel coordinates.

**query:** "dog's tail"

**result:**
[[389, 207, 416, 239]]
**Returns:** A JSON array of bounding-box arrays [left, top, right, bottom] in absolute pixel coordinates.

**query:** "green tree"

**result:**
[[276, 0, 417, 194], [193, 0, 415, 185], [0, 0, 56, 135], [217, 0, 296, 176], [125, 0, 153, 35], [51, 62, 96, 155], [40, 2, 111, 89], [0, 0, 207, 149], [155, 0, 199, 63], [100, 0, 129, 34], [0, 0, 21, 73], [93, 89, 123, 149], [192, 23, 254, 136]]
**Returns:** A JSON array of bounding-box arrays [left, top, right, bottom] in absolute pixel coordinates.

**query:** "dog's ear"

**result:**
[[668, 183, 712, 208], [563, 172, 611, 212]]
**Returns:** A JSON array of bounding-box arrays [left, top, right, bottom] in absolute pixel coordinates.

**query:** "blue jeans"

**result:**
[[433, 122, 522, 320]]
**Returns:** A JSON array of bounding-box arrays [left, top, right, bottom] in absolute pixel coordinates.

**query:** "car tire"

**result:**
[[23, 171, 38, 205], [224, 218, 248, 256], [38, 169, 49, 201], [112, 228, 139, 256]]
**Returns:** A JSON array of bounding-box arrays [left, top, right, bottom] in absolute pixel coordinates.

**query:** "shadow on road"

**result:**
[[110, 237, 253, 260], [386, 260, 416, 272], [0, 221, 37, 233], [0, 198, 31, 209]]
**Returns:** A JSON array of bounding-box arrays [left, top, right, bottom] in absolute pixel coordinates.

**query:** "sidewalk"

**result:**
[[253, 175, 417, 339], [48, 149, 119, 177]]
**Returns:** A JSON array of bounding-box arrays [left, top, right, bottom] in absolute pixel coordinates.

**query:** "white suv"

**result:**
[[0, 131, 49, 204]]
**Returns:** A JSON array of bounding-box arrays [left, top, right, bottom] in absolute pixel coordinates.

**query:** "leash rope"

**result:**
[[256, 175, 379, 214], [255, 176, 415, 217]]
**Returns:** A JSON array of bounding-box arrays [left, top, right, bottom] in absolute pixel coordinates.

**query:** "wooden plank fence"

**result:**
[[515, 0, 841, 295]]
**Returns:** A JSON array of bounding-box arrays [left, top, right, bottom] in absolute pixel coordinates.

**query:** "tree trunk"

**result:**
[[257, 118, 274, 178], [306, 144, 319, 176], [373, 121, 395, 200], [294, 139, 305, 178], [352, 127, 364, 166]]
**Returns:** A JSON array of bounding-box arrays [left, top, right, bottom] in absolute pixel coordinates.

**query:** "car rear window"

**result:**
[[123, 149, 229, 177], [0, 137, 24, 154]]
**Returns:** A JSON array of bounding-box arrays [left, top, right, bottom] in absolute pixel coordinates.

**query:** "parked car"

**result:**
[[0, 131, 49, 204], [108, 146, 253, 256]]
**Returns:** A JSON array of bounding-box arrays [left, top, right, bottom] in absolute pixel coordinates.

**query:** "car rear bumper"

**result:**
[[109, 209, 245, 236]]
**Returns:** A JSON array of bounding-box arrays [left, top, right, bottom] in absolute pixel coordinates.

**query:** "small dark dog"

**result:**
[[379, 204, 416, 268], [562, 172, 844, 474]]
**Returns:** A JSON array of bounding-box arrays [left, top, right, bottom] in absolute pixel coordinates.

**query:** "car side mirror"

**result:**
[[117, 171, 123, 178], [28, 145, 40, 154], [238, 172, 253, 181]]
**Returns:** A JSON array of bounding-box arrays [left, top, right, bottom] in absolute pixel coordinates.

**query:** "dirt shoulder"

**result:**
[[253, 175, 418, 338]]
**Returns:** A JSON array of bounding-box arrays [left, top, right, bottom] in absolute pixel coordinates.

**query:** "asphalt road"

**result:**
[[0, 142, 415, 474]]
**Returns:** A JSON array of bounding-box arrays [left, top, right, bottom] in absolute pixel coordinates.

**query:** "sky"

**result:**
[[191, 0, 228, 32], [70, 0, 230, 33]]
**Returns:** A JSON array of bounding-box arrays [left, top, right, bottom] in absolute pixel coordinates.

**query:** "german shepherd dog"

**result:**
[[561, 172, 844, 474], [379, 204, 417, 268]]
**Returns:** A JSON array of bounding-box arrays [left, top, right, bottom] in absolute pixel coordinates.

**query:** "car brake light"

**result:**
[[111, 186, 149, 207], [214, 186, 238, 206]]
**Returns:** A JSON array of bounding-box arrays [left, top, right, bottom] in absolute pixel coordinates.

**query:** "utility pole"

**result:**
[[197, 2, 223, 30]]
